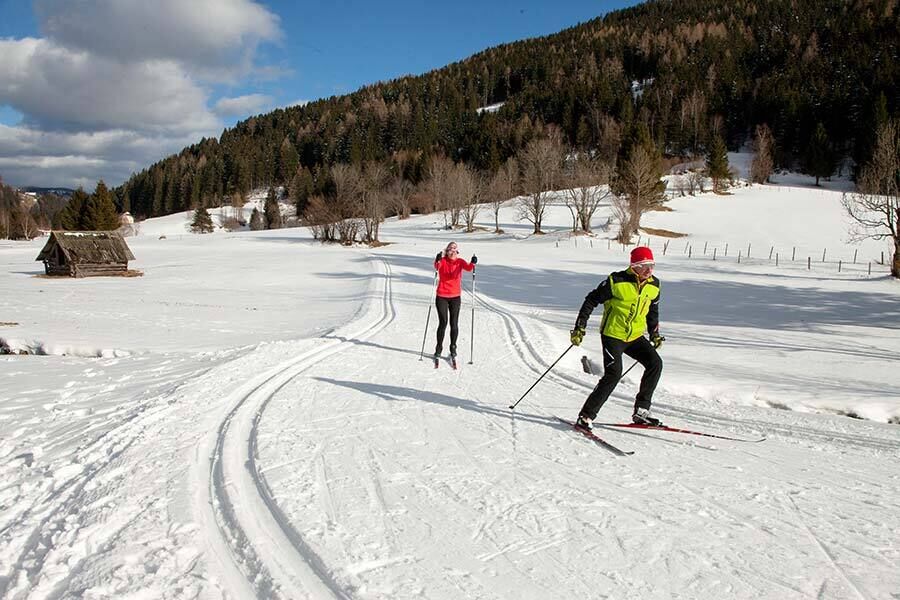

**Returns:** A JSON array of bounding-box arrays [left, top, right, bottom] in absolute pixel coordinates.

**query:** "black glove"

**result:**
[[471, 255, 478, 265], [435, 252, 443, 262], [570, 327, 586, 346], [650, 333, 665, 349]]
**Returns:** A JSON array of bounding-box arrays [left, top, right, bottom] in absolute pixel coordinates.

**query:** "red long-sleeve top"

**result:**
[[434, 257, 475, 298]]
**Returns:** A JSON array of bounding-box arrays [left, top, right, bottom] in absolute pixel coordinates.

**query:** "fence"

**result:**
[[555, 233, 892, 278]]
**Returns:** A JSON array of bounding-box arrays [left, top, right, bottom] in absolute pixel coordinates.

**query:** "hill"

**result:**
[[116, 0, 899, 221]]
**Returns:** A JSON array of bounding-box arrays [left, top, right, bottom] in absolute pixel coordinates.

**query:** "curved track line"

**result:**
[[193, 257, 395, 599], [476, 292, 899, 452]]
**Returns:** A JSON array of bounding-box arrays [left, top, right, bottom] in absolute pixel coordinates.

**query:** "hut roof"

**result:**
[[36, 231, 136, 264]]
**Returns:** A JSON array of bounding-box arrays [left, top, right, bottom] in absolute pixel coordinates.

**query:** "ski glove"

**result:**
[[570, 327, 586, 346], [471, 255, 478, 265], [435, 252, 443, 263], [651, 334, 665, 349]]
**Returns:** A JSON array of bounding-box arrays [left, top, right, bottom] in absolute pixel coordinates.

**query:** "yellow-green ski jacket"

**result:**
[[575, 269, 660, 342]]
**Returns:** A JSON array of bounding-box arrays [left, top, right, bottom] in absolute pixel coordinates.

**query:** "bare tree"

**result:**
[[456, 163, 484, 233], [361, 162, 388, 243], [842, 119, 900, 278], [387, 175, 413, 220], [612, 145, 666, 242], [231, 191, 245, 224], [331, 163, 364, 244], [680, 90, 707, 157], [518, 131, 564, 234], [750, 123, 776, 184], [596, 114, 622, 166], [14, 201, 38, 240], [563, 157, 613, 233], [304, 195, 337, 241], [427, 155, 455, 229], [488, 157, 519, 233]]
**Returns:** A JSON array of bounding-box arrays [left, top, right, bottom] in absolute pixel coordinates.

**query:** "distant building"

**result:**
[[35, 231, 136, 277]]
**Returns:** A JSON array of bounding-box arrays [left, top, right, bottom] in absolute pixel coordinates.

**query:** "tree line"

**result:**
[[112, 0, 897, 224]]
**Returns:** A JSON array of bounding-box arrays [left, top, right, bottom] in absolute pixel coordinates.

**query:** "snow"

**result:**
[[1, 165, 899, 599], [476, 102, 505, 114]]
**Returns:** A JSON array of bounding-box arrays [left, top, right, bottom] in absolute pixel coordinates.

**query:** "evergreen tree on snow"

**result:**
[[191, 206, 214, 233]]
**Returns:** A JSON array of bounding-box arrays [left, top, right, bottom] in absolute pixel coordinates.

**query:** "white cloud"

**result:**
[[0, 124, 210, 188], [0, 38, 219, 133], [214, 94, 274, 117], [35, 0, 282, 76], [0, 1, 285, 188]]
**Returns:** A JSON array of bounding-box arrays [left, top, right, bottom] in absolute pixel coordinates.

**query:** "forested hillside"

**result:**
[[117, 0, 899, 219]]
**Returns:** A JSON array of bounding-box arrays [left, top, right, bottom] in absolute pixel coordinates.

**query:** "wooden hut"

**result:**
[[36, 231, 136, 277]]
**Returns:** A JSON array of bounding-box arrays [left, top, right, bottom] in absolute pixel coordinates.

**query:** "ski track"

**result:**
[[195, 256, 395, 599], [0, 361, 212, 599], [476, 292, 900, 455]]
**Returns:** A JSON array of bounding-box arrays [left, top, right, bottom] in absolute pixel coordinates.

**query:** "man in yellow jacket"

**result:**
[[569, 246, 665, 429]]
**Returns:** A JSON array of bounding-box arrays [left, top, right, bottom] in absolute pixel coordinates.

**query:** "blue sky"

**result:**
[[0, 0, 639, 189]]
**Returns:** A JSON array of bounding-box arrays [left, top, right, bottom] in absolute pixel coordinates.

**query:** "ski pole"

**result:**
[[509, 344, 574, 410], [419, 270, 439, 360], [470, 272, 477, 357], [620, 360, 639, 381]]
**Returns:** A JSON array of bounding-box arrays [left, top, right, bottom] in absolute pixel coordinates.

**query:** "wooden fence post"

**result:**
[[822, 248, 827, 262], [792, 247, 796, 261], [713, 248, 717, 261], [808, 257, 811, 270]]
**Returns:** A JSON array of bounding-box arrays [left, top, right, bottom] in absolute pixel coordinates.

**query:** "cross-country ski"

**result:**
[[592, 422, 766, 443], [557, 417, 634, 456]]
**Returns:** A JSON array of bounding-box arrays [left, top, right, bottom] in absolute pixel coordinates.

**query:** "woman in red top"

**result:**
[[433, 241, 477, 360]]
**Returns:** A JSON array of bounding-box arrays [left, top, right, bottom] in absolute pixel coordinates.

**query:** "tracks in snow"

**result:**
[[194, 257, 395, 600], [476, 293, 900, 454]]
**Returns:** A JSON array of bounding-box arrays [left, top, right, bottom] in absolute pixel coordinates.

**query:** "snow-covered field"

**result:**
[[2, 169, 899, 599]]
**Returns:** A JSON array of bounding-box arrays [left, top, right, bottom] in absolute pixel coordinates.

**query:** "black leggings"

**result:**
[[579, 335, 663, 419], [434, 296, 462, 356]]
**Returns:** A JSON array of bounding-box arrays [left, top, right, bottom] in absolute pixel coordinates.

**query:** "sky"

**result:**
[[0, 0, 641, 190]]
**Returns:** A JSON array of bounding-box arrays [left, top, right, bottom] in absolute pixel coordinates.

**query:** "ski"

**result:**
[[556, 418, 634, 456], [594, 422, 766, 443]]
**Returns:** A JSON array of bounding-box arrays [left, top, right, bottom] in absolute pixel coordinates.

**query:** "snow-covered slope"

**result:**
[[1, 171, 898, 599]]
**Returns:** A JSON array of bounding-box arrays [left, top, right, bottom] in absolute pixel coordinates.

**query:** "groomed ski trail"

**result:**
[[192, 257, 395, 599]]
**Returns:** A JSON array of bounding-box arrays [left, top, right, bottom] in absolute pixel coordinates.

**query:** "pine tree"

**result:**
[[58, 188, 90, 230], [249, 207, 265, 230], [804, 122, 836, 186], [191, 206, 214, 233], [278, 137, 300, 183], [264, 187, 282, 229], [85, 180, 120, 230], [705, 136, 730, 193]]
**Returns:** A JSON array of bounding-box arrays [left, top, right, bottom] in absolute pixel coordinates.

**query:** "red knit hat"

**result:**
[[630, 246, 654, 266]]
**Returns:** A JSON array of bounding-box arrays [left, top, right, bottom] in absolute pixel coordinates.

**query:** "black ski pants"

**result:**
[[434, 295, 462, 356], [579, 335, 662, 420]]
